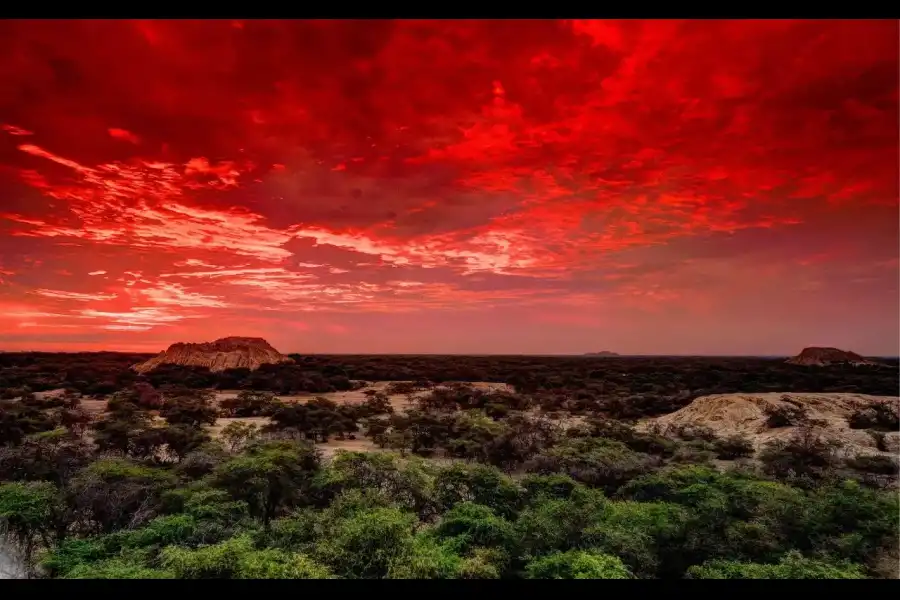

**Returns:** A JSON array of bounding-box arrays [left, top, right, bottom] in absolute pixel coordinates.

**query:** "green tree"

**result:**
[[525, 550, 633, 579], [514, 487, 608, 561], [434, 502, 516, 555], [617, 465, 808, 571], [686, 551, 867, 579], [220, 421, 261, 453], [69, 458, 175, 534], [387, 534, 463, 579], [583, 500, 690, 578], [64, 558, 173, 579], [0, 428, 92, 486], [324, 452, 437, 518], [160, 534, 333, 579], [235, 548, 333, 579], [798, 479, 899, 564], [526, 437, 659, 494], [220, 391, 279, 418], [212, 440, 320, 529], [434, 462, 522, 518], [0, 481, 68, 568], [315, 506, 416, 579], [159, 392, 219, 428]]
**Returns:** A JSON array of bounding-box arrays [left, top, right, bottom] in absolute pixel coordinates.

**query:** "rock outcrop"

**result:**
[[786, 347, 880, 366], [133, 337, 293, 374], [641, 392, 899, 456]]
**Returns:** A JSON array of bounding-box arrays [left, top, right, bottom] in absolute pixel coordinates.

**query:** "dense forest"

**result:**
[[0, 353, 897, 579]]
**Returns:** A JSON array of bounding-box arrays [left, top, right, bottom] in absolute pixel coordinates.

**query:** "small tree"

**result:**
[[68, 458, 175, 534], [220, 391, 279, 418], [759, 425, 843, 483], [686, 551, 867, 579], [221, 421, 261, 453], [0, 429, 92, 486], [159, 393, 218, 428], [212, 440, 321, 529], [0, 481, 68, 570], [315, 507, 416, 579], [525, 550, 633, 579], [713, 435, 755, 460]]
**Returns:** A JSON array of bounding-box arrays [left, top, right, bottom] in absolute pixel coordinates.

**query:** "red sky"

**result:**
[[0, 19, 897, 356]]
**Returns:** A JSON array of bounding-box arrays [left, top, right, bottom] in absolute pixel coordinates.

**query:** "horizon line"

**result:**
[[1, 349, 898, 359]]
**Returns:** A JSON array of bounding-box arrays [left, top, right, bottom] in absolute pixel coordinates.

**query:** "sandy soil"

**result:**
[[207, 416, 271, 438], [213, 380, 511, 414], [79, 399, 109, 417], [641, 392, 900, 457], [207, 415, 378, 457], [209, 381, 511, 459]]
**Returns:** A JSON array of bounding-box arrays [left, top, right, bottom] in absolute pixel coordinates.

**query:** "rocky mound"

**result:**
[[133, 337, 293, 374], [786, 346, 879, 366], [642, 393, 899, 456]]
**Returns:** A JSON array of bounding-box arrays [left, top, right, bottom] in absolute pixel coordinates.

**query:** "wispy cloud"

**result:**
[[35, 289, 118, 302]]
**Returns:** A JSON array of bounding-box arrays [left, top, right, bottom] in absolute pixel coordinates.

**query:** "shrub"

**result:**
[[686, 551, 867, 579], [525, 438, 659, 494], [386, 535, 462, 579], [764, 403, 807, 428], [844, 454, 899, 477], [314, 507, 417, 579], [159, 393, 219, 428], [713, 435, 755, 460], [525, 550, 633, 579], [759, 426, 842, 483], [220, 421, 261, 453], [434, 502, 516, 553], [220, 391, 280, 418], [68, 458, 176, 534], [848, 401, 899, 432]]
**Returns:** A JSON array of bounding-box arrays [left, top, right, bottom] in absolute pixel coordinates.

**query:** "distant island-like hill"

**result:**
[[132, 336, 294, 374], [786, 347, 882, 367], [583, 351, 621, 357]]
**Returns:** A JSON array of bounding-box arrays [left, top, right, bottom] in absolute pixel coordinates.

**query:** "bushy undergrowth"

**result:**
[[0, 354, 897, 579], [0, 440, 894, 580]]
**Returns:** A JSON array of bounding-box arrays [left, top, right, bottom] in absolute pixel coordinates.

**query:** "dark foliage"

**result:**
[[847, 400, 899, 432], [1, 353, 896, 419], [158, 391, 219, 428], [764, 400, 808, 429], [759, 425, 844, 484], [713, 435, 756, 460], [219, 390, 280, 418], [265, 398, 358, 443], [0, 352, 897, 580]]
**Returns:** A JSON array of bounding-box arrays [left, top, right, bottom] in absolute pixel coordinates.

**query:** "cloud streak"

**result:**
[[0, 20, 895, 354]]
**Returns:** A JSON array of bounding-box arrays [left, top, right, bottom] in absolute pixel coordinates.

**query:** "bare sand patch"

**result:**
[[317, 438, 381, 460], [208, 417, 380, 460], [80, 399, 108, 417], [640, 392, 899, 457], [213, 381, 513, 414], [208, 416, 271, 438], [208, 381, 511, 459]]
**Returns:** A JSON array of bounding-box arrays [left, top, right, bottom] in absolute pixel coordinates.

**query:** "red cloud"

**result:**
[[108, 128, 141, 144], [0, 20, 895, 354]]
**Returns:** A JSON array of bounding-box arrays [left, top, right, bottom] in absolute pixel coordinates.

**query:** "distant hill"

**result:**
[[786, 347, 881, 367], [583, 351, 620, 357], [133, 336, 294, 374]]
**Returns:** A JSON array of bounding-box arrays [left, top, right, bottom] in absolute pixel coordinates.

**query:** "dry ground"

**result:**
[[640, 392, 900, 457], [35, 381, 513, 459], [212, 381, 512, 458]]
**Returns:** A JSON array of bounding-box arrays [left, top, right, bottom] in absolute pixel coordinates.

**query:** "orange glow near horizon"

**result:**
[[0, 20, 897, 355]]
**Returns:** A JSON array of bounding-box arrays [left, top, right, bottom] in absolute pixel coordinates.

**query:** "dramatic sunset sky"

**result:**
[[0, 20, 897, 355]]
